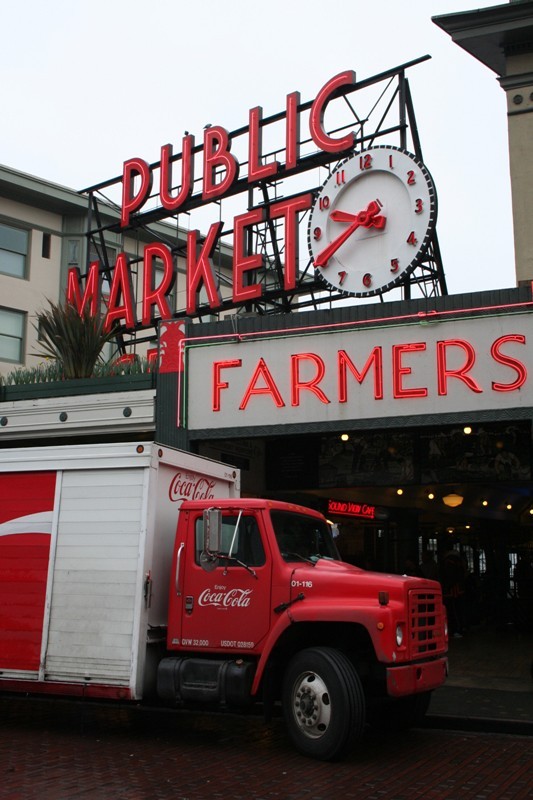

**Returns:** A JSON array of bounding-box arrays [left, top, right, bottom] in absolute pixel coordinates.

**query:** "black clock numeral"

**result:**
[[407, 231, 418, 246]]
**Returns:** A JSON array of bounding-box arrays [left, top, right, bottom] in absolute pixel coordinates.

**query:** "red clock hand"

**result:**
[[329, 210, 360, 224], [330, 202, 386, 229], [315, 199, 386, 268]]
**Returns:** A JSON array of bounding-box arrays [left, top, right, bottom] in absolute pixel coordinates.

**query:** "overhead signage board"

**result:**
[[179, 309, 532, 431]]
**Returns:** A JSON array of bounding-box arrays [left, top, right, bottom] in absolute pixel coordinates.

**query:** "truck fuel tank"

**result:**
[[157, 656, 255, 707]]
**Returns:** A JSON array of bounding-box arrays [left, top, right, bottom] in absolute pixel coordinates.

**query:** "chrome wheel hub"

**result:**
[[292, 671, 331, 739]]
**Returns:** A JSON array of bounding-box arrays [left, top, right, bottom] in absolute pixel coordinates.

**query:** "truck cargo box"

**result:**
[[0, 441, 239, 699]]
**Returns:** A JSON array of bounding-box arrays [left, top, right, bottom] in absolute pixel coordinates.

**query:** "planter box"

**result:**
[[1, 373, 155, 402]]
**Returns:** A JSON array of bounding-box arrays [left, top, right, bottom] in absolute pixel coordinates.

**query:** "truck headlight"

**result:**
[[395, 624, 404, 647]]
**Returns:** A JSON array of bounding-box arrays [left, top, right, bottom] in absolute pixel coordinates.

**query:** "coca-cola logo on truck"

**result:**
[[168, 472, 217, 503], [198, 586, 252, 608]]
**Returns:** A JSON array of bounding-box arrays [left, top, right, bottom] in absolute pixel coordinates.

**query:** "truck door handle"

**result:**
[[175, 542, 185, 596]]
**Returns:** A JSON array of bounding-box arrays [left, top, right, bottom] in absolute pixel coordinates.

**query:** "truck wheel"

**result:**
[[282, 646, 365, 761]]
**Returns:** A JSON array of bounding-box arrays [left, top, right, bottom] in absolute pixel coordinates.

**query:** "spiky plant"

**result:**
[[35, 301, 115, 379]]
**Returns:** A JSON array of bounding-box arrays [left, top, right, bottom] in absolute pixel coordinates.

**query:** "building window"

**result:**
[[0, 223, 29, 278], [42, 232, 51, 259], [68, 239, 80, 265], [0, 307, 26, 362]]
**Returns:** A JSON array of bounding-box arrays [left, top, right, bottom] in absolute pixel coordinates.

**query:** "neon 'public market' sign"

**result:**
[[68, 72, 358, 332]]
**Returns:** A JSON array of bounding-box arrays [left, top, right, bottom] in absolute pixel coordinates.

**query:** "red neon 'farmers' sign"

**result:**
[[209, 334, 527, 411]]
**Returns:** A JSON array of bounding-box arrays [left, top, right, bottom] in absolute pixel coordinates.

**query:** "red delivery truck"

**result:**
[[0, 441, 447, 760]]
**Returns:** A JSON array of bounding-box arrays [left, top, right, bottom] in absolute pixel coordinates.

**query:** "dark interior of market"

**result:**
[[198, 418, 533, 691]]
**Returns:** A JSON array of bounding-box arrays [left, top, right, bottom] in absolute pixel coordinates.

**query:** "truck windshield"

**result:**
[[271, 510, 340, 563]]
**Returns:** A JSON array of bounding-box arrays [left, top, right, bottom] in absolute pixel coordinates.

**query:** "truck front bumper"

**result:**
[[386, 656, 448, 697]]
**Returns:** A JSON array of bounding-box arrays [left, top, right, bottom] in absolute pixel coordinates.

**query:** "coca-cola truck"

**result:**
[[0, 441, 448, 760]]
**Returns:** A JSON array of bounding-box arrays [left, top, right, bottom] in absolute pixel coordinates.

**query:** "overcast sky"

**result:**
[[1, 0, 514, 296]]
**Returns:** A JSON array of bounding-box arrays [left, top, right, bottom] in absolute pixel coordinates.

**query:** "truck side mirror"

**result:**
[[200, 508, 221, 572]]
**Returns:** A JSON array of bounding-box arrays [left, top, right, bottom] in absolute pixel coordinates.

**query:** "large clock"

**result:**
[[308, 146, 437, 297]]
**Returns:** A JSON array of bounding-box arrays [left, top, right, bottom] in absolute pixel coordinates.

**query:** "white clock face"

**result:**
[[308, 146, 437, 297]]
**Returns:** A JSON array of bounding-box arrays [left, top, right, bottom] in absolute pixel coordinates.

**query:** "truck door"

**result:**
[[179, 512, 272, 653]]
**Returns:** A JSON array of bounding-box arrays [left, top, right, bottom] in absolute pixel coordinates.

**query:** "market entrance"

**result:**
[[197, 419, 533, 690]]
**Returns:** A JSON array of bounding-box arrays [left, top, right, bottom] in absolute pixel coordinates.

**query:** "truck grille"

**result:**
[[408, 589, 446, 657]]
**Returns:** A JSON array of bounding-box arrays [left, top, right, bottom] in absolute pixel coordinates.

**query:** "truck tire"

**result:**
[[282, 646, 365, 761]]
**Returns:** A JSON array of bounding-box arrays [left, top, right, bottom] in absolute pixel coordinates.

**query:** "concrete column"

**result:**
[[500, 51, 533, 284]]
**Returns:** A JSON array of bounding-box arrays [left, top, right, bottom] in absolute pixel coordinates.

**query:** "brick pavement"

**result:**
[[1, 697, 533, 800]]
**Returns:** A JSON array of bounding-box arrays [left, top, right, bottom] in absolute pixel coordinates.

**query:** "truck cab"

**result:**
[[158, 498, 448, 760]]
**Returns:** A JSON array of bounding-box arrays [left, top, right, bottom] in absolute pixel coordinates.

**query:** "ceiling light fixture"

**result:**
[[427, 492, 435, 500], [463, 426, 472, 435], [340, 433, 349, 442], [397, 488, 404, 496], [442, 493, 463, 508]]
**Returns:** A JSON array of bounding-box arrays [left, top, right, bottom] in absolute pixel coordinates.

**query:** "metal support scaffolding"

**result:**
[[79, 56, 447, 351]]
